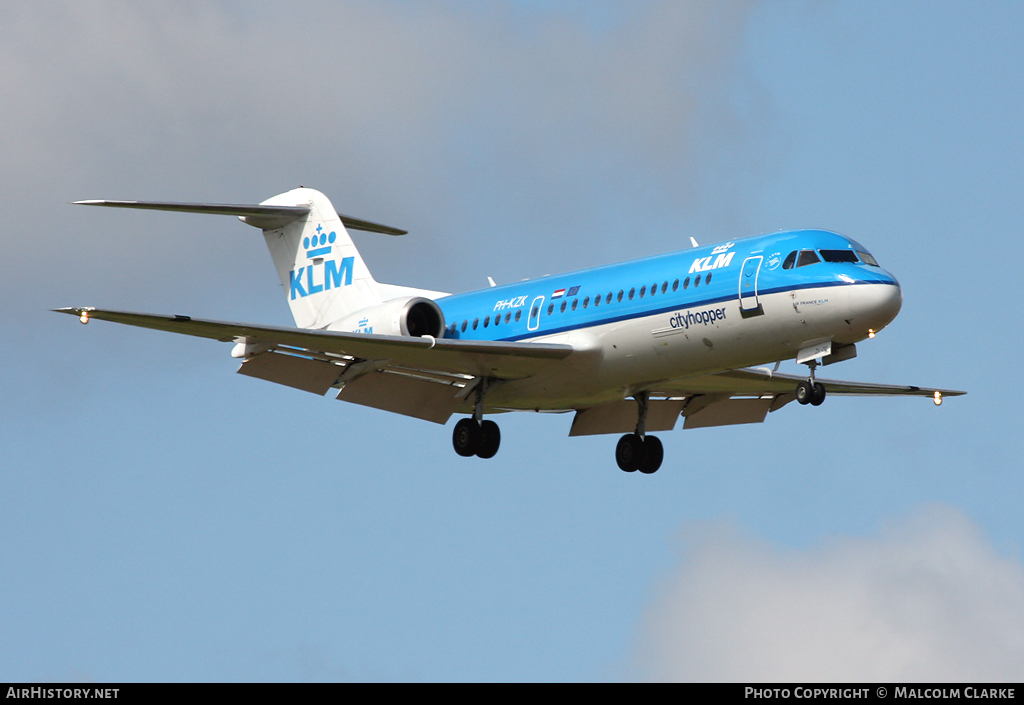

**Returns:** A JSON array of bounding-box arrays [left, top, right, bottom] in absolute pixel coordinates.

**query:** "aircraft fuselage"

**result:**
[[434, 229, 902, 409]]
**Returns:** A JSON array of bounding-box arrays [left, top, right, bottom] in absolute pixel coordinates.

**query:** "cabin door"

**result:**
[[738, 256, 764, 317], [527, 296, 545, 332]]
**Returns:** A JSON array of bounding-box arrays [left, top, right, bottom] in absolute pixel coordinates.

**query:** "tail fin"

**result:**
[[258, 187, 383, 329], [75, 188, 406, 329]]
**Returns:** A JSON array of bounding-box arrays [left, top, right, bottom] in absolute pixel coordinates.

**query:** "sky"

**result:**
[[1, 0, 1023, 682]]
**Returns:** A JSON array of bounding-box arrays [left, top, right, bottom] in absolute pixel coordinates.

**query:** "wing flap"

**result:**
[[237, 351, 344, 395], [336, 369, 466, 424], [682, 397, 773, 429], [55, 307, 572, 380], [569, 399, 685, 436]]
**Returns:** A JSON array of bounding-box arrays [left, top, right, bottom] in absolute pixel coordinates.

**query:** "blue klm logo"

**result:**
[[290, 224, 354, 300]]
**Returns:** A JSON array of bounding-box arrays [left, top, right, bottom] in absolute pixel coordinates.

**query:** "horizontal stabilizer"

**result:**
[[72, 199, 407, 235]]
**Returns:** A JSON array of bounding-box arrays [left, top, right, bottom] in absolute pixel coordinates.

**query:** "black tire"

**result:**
[[476, 420, 501, 459], [811, 382, 826, 406], [796, 380, 813, 405], [453, 418, 482, 457], [615, 434, 645, 472], [639, 436, 664, 474]]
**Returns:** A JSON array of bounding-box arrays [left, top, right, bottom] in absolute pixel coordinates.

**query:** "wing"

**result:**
[[570, 367, 965, 436], [650, 367, 965, 430], [652, 367, 966, 399], [56, 307, 572, 424]]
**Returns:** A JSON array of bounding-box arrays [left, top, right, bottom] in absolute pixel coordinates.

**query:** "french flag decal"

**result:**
[[552, 288, 566, 299]]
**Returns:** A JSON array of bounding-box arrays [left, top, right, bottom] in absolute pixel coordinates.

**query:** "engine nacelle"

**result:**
[[326, 297, 446, 338]]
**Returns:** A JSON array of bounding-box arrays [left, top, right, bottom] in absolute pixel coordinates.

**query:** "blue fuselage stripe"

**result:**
[[435, 229, 899, 342]]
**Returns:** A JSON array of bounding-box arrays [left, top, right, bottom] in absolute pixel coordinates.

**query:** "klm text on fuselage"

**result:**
[[290, 257, 354, 300]]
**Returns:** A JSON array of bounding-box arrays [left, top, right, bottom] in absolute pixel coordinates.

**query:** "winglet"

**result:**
[[690, 237, 700, 248]]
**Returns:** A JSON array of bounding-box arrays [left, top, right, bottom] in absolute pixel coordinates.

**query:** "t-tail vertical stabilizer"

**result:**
[[74, 188, 411, 330], [257, 187, 381, 329]]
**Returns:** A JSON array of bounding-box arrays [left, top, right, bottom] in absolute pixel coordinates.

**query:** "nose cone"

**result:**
[[850, 281, 902, 333]]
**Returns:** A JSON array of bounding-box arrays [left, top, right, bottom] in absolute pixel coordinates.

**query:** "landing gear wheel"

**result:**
[[811, 382, 826, 406], [796, 380, 813, 405], [453, 418, 482, 457], [639, 436, 663, 474], [476, 420, 501, 459], [616, 434, 645, 472]]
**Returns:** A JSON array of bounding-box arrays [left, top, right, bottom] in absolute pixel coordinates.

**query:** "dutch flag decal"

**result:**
[[552, 288, 566, 299]]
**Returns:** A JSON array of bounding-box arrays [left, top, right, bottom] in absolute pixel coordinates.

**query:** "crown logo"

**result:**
[[304, 224, 336, 258]]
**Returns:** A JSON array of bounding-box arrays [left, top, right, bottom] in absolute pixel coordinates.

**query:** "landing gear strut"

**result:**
[[452, 378, 501, 459], [796, 360, 826, 406], [615, 392, 664, 474]]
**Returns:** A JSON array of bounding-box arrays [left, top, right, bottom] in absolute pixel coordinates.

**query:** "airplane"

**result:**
[[56, 187, 964, 473]]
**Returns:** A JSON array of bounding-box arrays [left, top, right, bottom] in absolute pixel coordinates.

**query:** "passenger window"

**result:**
[[617, 290, 624, 302], [672, 279, 679, 292], [516, 310, 523, 322], [694, 275, 700, 287], [572, 299, 579, 310], [629, 288, 635, 300], [797, 250, 821, 267], [505, 312, 511, 324], [547, 304, 554, 315], [662, 282, 668, 294], [583, 296, 590, 308], [530, 307, 538, 319], [560, 301, 567, 313], [594, 296, 600, 307], [461, 321, 467, 333], [483, 316, 490, 328], [683, 277, 690, 289], [607, 293, 613, 304], [782, 251, 797, 269], [640, 286, 646, 298], [705, 273, 712, 285]]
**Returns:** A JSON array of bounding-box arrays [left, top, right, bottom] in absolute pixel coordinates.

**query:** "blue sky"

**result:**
[[1, 1, 1022, 681]]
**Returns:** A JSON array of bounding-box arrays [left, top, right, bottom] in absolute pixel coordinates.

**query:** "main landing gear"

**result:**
[[452, 378, 501, 459], [796, 359, 826, 406], [453, 417, 500, 458], [615, 392, 664, 474]]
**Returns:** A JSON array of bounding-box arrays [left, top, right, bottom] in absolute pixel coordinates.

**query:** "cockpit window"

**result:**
[[857, 250, 879, 266], [796, 250, 821, 267], [782, 251, 797, 270], [819, 250, 859, 263]]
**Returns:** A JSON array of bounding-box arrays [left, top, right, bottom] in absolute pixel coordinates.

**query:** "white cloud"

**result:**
[[0, 1, 764, 302], [630, 505, 1024, 681]]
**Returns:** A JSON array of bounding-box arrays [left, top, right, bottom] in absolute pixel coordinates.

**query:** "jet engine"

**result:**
[[327, 297, 445, 338]]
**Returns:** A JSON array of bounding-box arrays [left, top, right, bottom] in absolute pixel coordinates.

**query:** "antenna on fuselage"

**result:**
[[690, 237, 700, 248]]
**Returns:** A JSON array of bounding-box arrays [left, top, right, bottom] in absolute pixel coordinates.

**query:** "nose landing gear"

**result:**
[[615, 392, 664, 474], [796, 360, 827, 406]]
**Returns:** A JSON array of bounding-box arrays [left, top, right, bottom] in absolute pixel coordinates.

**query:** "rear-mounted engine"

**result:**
[[327, 297, 445, 338]]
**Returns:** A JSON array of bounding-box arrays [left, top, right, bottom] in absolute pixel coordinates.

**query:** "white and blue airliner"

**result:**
[[58, 187, 963, 473]]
